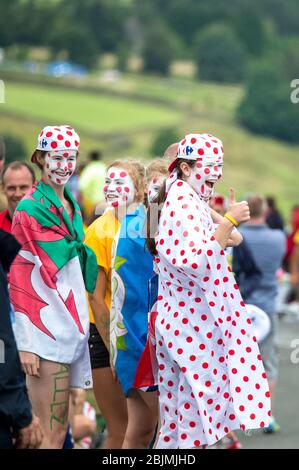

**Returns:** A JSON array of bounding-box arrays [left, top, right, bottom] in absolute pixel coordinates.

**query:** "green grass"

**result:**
[[94, 73, 244, 120], [1, 73, 299, 220], [4, 81, 182, 134]]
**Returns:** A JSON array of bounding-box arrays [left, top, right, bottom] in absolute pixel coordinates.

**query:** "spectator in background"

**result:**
[[234, 195, 285, 434], [0, 162, 35, 233], [163, 142, 179, 160], [209, 194, 227, 216], [0, 137, 4, 172], [233, 239, 262, 303], [68, 389, 97, 449], [0, 136, 6, 212], [289, 229, 299, 303], [284, 206, 299, 272], [79, 150, 106, 219], [266, 196, 284, 231]]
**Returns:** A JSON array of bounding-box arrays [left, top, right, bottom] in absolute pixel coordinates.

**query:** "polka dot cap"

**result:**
[[168, 133, 224, 173], [35, 125, 80, 153]]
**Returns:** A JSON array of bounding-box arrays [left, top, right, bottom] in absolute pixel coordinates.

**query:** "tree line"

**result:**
[[1, 0, 299, 143]]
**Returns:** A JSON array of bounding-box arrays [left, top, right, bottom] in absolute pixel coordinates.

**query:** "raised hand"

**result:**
[[227, 188, 250, 225]]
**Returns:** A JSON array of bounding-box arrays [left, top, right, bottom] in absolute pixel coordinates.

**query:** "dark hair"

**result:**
[[0, 136, 5, 162], [146, 158, 196, 256], [266, 196, 276, 210], [2, 161, 36, 185], [31, 149, 47, 170], [89, 150, 102, 161]]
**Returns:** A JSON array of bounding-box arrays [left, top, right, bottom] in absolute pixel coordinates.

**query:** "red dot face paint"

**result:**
[[147, 174, 166, 203], [104, 166, 135, 208], [44, 150, 77, 186]]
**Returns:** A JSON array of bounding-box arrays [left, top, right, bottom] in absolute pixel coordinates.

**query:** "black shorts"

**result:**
[[88, 323, 110, 369]]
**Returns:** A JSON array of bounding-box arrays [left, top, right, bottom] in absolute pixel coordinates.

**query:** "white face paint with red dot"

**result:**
[[103, 167, 135, 208], [148, 175, 166, 203], [187, 156, 223, 202], [45, 150, 77, 186]]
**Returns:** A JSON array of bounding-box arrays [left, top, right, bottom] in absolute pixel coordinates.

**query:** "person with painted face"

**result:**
[[146, 133, 272, 449], [107, 159, 168, 449], [85, 160, 147, 448], [9, 125, 98, 448]]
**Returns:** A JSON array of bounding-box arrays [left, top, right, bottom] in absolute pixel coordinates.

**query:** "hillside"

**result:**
[[1, 73, 298, 218]]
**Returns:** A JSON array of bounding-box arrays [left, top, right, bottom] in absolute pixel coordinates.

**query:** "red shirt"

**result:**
[[0, 210, 12, 233]]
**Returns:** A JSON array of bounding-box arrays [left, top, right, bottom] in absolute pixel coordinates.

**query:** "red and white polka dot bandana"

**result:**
[[36, 125, 80, 152], [166, 133, 224, 196], [168, 133, 224, 173]]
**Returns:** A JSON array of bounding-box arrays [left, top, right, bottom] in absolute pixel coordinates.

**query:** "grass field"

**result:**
[[1, 73, 299, 219], [4, 81, 182, 134]]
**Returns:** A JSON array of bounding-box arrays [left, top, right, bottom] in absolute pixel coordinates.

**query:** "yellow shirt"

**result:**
[[294, 229, 299, 246], [85, 209, 120, 323]]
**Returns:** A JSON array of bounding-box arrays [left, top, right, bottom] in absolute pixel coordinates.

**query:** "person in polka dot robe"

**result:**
[[146, 133, 271, 449]]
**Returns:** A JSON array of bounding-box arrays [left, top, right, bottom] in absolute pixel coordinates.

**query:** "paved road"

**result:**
[[237, 317, 299, 449]]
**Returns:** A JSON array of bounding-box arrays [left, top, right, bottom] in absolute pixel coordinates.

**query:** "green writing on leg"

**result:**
[[50, 364, 69, 430]]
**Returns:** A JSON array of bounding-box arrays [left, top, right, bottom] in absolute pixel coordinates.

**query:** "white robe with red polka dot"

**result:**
[[154, 179, 271, 449]]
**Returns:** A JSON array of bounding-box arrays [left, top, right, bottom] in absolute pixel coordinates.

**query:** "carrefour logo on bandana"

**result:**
[[185, 146, 194, 155], [41, 139, 48, 149]]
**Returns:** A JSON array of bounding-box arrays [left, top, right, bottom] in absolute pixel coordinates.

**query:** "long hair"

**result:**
[[146, 158, 196, 256]]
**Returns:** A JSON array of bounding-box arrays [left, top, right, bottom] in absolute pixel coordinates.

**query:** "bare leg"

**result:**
[[268, 380, 277, 406], [122, 390, 158, 449], [92, 367, 127, 449], [27, 361, 70, 449]]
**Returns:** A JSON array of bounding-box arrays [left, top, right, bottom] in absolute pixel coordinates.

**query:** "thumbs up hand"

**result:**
[[227, 188, 250, 225]]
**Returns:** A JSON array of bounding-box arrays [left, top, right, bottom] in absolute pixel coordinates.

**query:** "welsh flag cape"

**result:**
[[9, 179, 97, 379]]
